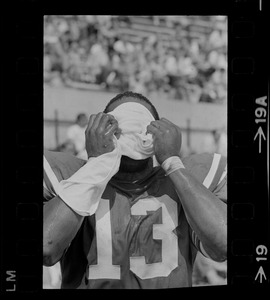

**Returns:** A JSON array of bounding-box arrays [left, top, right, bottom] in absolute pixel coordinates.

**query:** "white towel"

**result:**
[[57, 102, 155, 216], [108, 102, 155, 159]]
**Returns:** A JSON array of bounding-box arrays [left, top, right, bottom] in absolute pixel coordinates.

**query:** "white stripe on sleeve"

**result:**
[[203, 153, 221, 189], [199, 242, 211, 259], [218, 164, 227, 185]]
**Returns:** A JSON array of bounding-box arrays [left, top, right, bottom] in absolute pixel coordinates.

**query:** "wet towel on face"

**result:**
[[108, 102, 155, 159], [57, 102, 155, 216]]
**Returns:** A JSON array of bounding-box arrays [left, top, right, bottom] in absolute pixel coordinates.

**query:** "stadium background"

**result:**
[[43, 15, 227, 288]]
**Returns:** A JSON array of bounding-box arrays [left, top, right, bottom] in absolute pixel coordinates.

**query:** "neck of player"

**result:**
[[116, 156, 153, 181]]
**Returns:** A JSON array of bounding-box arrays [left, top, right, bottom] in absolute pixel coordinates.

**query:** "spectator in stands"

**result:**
[[87, 35, 110, 85], [44, 41, 66, 86], [66, 113, 88, 160], [113, 35, 135, 55], [44, 15, 227, 104]]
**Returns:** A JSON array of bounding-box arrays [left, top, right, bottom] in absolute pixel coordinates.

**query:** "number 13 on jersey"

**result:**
[[88, 196, 179, 280]]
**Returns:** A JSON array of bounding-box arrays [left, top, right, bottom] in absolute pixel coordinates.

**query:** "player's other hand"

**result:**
[[147, 118, 182, 164], [85, 112, 121, 158]]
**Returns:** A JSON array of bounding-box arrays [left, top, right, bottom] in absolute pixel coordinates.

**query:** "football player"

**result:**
[[43, 91, 227, 289]]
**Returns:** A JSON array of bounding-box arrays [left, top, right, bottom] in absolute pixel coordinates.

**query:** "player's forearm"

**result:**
[[168, 168, 227, 261], [43, 196, 84, 266]]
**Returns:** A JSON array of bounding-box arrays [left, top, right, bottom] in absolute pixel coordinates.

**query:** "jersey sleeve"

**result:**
[[212, 165, 227, 204], [43, 149, 86, 202], [182, 152, 227, 199], [183, 152, 227, 258]]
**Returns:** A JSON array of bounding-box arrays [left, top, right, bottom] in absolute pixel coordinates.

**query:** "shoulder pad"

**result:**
[[182, 153, 227, 192], [43, 150, 86, 198]]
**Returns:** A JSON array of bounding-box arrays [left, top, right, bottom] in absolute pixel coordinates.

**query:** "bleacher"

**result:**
[[114, 15, 226, 47], [44, 15, 227, 104]]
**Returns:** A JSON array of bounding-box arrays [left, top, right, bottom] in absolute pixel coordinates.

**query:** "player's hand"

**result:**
[[147, 118, 182, 164], [85, 112, 121, 158]]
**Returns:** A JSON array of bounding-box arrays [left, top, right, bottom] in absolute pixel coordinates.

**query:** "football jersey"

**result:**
[[43, 150, 227, 289]]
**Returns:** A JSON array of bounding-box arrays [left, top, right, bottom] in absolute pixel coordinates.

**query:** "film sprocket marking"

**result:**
[[228, 0, 269, 287], [1, 0, 269, 294]]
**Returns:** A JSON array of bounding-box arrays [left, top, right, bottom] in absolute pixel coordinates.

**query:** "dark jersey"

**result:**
[[43, 150, 227, 289]]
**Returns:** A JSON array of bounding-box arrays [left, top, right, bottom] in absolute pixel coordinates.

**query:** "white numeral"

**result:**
[[88, 200, 121, 279], [130, 196, 178, 279], [88, 196, 178, 280]]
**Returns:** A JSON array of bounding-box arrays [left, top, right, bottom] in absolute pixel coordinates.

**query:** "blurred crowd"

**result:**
[[44, 15, 227, 104]]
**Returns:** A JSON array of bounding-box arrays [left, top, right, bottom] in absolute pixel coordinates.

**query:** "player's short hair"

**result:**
[[103, 91, 160, 120]]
